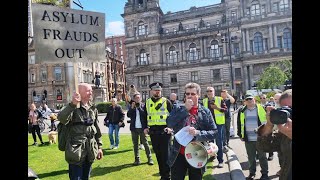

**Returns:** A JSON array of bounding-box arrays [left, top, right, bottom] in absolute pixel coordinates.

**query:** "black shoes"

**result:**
[[133, 158, 141, 166], [259, 174, 269, 180], [246, 173, 255, 180]]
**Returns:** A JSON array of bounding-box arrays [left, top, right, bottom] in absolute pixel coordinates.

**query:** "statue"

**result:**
[[178, 22, 183, 31], [94, 71, 101, 88], [199, 18, 205, 28]]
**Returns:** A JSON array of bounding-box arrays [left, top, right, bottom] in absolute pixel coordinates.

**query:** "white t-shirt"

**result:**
[[135, 108, 142, 128]]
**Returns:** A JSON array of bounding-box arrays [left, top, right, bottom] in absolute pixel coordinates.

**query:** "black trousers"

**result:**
[[31, 125, 43, 143], [171, 153, 203, 180], [150, 133, 171, 179]]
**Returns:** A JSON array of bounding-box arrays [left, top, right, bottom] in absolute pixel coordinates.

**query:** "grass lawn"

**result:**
[[28, 134, 215, 180]]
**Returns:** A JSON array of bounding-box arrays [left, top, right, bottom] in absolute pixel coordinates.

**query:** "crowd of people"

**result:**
[[28, 81, 292, 180]]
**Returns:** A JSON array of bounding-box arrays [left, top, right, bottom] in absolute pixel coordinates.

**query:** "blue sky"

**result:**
[[72, 0, 221, 37]]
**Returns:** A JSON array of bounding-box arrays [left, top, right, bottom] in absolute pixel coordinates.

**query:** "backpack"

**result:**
[[57, 122, 70, 151]]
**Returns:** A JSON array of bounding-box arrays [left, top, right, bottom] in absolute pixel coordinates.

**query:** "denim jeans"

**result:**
[[69, 160, 92, 180], [109, 123, 120, 146], [216, 124, 225, 163]]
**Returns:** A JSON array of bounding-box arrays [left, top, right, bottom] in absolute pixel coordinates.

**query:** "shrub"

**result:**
[[95, 101, 127, 113]]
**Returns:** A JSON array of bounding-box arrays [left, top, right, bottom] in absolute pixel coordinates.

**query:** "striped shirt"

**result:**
[[245, 107, 258, 141]]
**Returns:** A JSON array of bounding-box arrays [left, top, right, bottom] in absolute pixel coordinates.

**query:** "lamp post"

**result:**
[[111, 36, 117, 99], [219, 15, 241, 95]]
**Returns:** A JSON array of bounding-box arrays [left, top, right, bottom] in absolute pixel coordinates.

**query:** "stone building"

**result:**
[[122, 0, 292, 101]]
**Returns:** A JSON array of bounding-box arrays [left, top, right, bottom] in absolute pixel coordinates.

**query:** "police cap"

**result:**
[[149, 82, 163, 90]]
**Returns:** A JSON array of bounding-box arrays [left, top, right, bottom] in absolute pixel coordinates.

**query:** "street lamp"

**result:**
[[220, 16, 241, 95]]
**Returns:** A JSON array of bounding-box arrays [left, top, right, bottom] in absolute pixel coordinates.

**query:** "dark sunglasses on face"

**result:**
[[245, 98, 253, 101], [185, 92, 197, 96], [206, 90, 213, 92]]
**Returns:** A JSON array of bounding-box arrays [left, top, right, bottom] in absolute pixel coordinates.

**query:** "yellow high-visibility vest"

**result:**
[[240, 104, 266, 138], [203, 97, 225, 125], [146, 97, 169, 126]]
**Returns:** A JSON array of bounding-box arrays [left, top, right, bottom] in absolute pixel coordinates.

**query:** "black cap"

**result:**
[[149, 82, 163, 90]]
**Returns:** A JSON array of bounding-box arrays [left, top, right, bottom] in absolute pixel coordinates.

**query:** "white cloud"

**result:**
[[105, 21, 124, 37]]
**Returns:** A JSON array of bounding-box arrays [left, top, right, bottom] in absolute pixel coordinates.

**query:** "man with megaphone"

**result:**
[[166, 82, 218, 180]]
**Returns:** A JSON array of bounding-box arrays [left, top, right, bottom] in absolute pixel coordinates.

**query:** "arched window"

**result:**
[[139, 49, 147, 65], [210, 40, 219, 59], [169, 46, 177, 64], [189, 43, 198, 61], [254, 32, 263, 53], [283, 28, 292, 49], [138, 21, 146, 35], [32, 91, 36, 97]]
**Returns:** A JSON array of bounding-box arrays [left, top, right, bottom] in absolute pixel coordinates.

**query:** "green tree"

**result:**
[[256, 65, 287, 90], [273, 59, 292, 80]]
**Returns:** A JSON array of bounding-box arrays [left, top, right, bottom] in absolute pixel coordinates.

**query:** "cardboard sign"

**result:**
[[31, 3, 105, 63]]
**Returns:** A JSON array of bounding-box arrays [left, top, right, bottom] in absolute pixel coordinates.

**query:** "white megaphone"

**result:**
[[184, 141, 219, 168]]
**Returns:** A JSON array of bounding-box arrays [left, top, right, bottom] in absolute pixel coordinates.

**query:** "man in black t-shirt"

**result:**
[[221, 90, 235, 147]]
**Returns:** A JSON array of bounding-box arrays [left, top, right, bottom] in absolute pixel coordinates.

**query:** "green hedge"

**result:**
[[95, 101, 127, 113]]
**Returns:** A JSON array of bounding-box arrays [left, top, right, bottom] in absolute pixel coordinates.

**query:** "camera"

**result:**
[[269, 106, 292, 125], [83, 118, 94, 126]]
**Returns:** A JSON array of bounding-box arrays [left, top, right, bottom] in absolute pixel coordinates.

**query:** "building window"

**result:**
[[168, 46, 178, 64], [119, 40, 122, 48], [231, 11, 237, 21], [191, 71, 198, 81], [41, 68, 47, 82], [29, 55, 35, 64], [139, 49, 148, 65], [54, 67, 62, 81], [210, 40, 219, 59], [272, 2, 279, 12], [171, 89, 178, 94], [234, 43, 240, 55], [261, 5, 266, 14], [283, 28, 292, 49], [138, 21, 146, 35], [280, 0, 289, 11], [246, 8, 250, 16], [31, 73, 36, 83], [138, 76, 148, 87], [170, 74, 177, 83], [188, 43, 198, 61], [277, 36, 283, 48], [56, 89, 63, 101], [251, 4, 260, 16], [212, 69, 221, 81], [235, 68, 242, 79], [254, 32, 263, 53], [214, 85, 223, 96]]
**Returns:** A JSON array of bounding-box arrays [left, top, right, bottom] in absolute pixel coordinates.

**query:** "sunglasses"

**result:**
[[206, 90, 213, 92], [245, 98, 253, 101], [185, 92, 197, 96]]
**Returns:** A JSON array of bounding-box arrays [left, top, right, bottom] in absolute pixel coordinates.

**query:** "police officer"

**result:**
[[143, 82, 173, 180]]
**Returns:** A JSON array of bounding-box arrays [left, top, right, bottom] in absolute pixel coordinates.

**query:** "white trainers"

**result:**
[[114, 146, 119, 149], [110, 145, 114, 149], [139, 144, 145, 150]]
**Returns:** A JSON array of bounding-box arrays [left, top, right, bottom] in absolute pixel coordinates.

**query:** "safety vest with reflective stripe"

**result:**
[[146, 97, 169, 126], [203, 97, 225, 125], [240, 104, 266, 139]]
